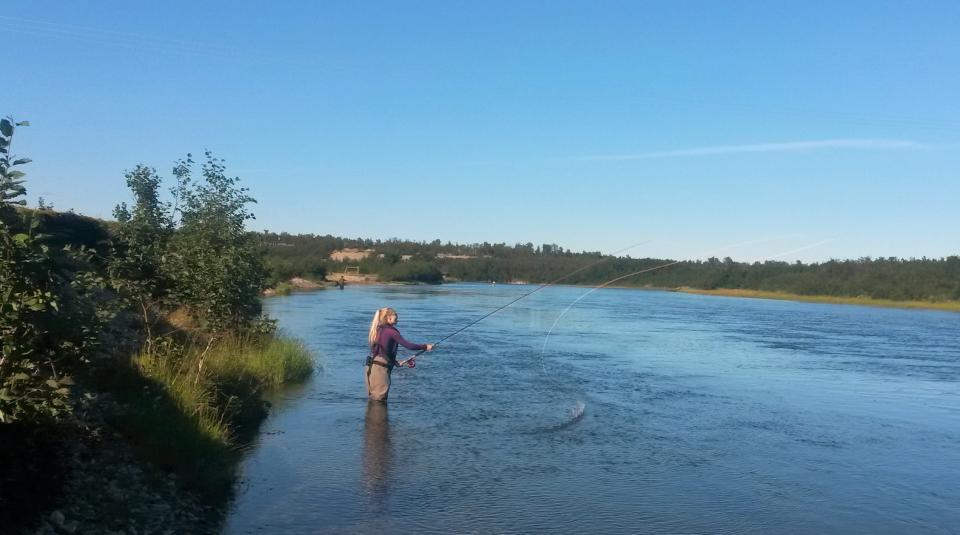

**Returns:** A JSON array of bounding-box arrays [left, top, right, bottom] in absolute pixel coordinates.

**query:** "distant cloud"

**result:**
[[576, 139, 928, 161]]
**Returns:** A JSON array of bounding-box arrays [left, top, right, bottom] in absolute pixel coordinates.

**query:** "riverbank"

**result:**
[[676, 287, 960, 312], [266, 277, 960, 313], [264, 276, 328, 296], [6, 329, 315, 534], [263, 274, 384, 296]]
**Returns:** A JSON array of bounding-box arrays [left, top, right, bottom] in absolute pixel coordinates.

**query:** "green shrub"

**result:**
[[0, 117, 111, 423], [164, 153, 268, 331]]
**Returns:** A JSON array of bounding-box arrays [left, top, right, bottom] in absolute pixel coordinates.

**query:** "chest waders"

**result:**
[[365, 334, 397, 400]]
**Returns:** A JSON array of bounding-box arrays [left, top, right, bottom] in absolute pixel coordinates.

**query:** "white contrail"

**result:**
[[575, 139, 927, 161], [0, 15, 305, 66], [766, 238, 836, 260]]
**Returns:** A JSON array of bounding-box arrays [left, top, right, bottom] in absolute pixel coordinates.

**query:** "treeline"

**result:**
[[261, 232, 960, 302], [443, 255, 960, 301], [1, 118, 311, 530]]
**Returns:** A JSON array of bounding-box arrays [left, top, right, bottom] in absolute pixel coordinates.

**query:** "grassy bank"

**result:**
[[264, 277, 330, 296], [677, 287, 960, 312], [96, 333, 314, 503]]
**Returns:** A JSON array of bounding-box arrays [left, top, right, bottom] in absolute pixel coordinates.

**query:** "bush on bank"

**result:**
[[0, 117, 314, 529]]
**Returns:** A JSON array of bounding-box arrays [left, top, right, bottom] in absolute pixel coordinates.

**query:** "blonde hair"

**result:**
[[368, 307, 396, 346]]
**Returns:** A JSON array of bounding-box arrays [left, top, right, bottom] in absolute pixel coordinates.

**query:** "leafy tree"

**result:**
[[110, 165, 173, 334], [165, 152, 267, 331]]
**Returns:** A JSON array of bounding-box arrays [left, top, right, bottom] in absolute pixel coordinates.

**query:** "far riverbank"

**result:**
[[266, 277, 960, 313], [676, 287, 960, 313]]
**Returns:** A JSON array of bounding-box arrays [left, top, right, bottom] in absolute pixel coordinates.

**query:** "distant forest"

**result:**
[[258, 232, 960, 302]]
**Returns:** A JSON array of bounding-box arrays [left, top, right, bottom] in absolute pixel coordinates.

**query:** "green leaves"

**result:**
[[162, 151, 266, 331], [0, 116, 109, 424], [1, 116, 29, 207]]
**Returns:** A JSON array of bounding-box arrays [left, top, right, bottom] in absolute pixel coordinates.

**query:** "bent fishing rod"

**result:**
[[395, 240, 652, 367]]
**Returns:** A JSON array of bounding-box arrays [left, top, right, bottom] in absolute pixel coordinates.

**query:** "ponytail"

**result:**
[[368, 307, 396, 346]]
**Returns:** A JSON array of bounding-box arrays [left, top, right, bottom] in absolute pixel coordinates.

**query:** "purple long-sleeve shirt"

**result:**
[[372, 325, 426, 362]]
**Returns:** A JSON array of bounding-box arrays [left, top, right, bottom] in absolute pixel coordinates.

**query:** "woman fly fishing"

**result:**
[[365, 307, 434, 401], [360, 241, 655, 403]]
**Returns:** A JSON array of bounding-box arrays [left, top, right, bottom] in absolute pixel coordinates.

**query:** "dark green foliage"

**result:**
[[165, 152, 267, 330], [0, 119, 111, 423], [379, 259, 443, 283], [27, 209, 111, 254], [107, 154, 269, 332], [109, 165, 173, 322], [260, 234, 328, 285]]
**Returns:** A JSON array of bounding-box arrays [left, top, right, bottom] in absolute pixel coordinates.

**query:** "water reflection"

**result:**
[[362, 401, 392, 501]]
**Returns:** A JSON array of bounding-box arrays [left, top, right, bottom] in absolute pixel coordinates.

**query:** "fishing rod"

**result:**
[[395, 240, 653, 367]]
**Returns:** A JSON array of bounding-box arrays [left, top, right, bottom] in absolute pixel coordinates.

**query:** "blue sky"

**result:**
[[6, 1, 959, 262]]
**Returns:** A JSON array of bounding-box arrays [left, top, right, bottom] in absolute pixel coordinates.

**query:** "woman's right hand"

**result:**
[[425, 343, 434, 351]]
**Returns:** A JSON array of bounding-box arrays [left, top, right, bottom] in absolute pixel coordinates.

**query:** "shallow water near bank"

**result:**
[[225, 283, 960, 534]]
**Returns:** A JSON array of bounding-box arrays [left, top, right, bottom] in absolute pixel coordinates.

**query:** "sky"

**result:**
[[6, 1, 960, 262]]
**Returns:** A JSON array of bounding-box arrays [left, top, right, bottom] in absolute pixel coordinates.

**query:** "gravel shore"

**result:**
[[29, 394, 222, 535]]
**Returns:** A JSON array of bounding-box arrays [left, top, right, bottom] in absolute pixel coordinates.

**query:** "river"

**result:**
[[225, 283, 960, 534]]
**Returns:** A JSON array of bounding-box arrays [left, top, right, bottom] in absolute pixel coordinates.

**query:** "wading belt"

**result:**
[[365, 356, 394, 385]]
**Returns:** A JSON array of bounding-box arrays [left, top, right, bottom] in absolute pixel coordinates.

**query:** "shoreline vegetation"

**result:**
[[261, 233, 959, 311], [264, 274, 960, 313], [115, 331, 313, 499], [1, 120, 314, 534]]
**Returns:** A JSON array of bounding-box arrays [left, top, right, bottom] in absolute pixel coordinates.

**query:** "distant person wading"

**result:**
[[365, 307, 433, 401]]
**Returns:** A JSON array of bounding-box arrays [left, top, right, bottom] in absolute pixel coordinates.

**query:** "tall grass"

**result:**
[[202, 335, 313, 387], [112, 333, 314, 502]]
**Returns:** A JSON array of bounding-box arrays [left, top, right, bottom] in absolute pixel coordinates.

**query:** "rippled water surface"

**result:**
[[225, 284, 960, 534]]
